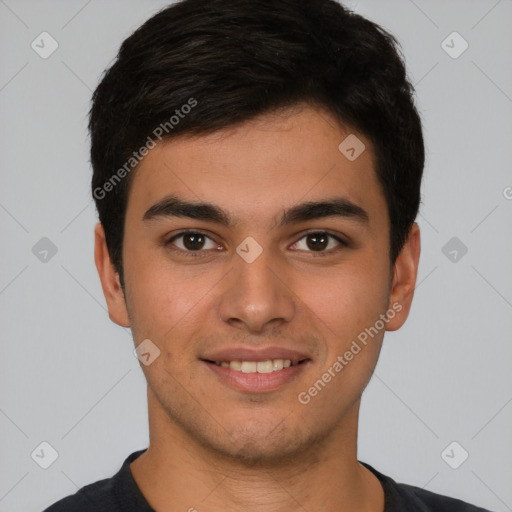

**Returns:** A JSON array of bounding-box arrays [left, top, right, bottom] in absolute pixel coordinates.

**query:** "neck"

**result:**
[[130, 389, 384, 512]]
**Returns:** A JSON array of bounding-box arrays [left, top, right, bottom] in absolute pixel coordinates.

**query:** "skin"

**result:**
[[95, 104, 420, 512]]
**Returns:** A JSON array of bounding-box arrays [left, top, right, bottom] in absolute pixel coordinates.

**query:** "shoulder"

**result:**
[[41, 476, 117, 512], [360, 461, 494, 512], [393, 481, 493, 511], [40, 449, 148, 512]]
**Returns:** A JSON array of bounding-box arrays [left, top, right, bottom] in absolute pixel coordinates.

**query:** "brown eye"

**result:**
[[182, 233, 206, 250], [292, 232, 346, 253], [167, 231, 218, 254], [305, 233, 329, 251]]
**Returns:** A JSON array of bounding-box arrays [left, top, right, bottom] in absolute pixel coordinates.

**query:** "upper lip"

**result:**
[[201, 347, 310, 363]]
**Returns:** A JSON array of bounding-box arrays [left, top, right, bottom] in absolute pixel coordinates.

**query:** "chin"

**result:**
[[209, 438, 305, 467], [194, 418, 324, 468]]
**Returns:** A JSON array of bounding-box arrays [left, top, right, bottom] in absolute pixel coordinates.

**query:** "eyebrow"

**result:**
[[142, 194, 369, 227]]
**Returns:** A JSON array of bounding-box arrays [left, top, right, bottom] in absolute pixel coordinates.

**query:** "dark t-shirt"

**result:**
[[42, 449, 493, 512]]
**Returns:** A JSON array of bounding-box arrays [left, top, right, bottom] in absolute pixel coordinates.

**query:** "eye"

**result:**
[[290, 231, 347, 254], [166, 231, 219, 256], [165, 230, 348, 258]]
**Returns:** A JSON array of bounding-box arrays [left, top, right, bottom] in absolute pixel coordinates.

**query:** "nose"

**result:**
[[217, 247, 296, 334]]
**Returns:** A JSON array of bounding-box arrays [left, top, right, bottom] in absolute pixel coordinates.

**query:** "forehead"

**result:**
[[126, 105, 387, 231]]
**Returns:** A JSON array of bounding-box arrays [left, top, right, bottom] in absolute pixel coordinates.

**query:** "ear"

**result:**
[[94, 222, 130, 327], [386, 222, 421, 331]]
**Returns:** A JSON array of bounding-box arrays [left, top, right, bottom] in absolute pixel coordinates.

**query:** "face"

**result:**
[[95, 104, 419, 465]]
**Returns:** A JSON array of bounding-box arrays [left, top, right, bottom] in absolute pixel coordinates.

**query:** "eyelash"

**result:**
[[164, 230, 348, 258]]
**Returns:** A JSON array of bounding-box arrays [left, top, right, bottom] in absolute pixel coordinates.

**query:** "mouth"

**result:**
[[200, 356, 311, 393], [203, 358, 308, 373]]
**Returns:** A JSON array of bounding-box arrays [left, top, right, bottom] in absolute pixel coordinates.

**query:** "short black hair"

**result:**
[[89, 0, 424, 287]]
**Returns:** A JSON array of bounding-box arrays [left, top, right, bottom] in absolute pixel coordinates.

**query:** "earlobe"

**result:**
[[386, 222, 421, 332], [94, 222, 131, 327]]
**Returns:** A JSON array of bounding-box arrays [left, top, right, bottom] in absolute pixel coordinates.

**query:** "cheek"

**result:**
[[122, 244, 174, 336], [297, 259, 388, 332], [122, 245, 217, 344], [293, 261, 390, 397]]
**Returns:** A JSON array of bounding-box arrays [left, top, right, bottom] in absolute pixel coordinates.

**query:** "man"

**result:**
[[43, 0, 492, 510]]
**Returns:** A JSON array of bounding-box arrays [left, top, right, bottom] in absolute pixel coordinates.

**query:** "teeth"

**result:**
[[213, 359, 300, 373], [256, 360, 273, 373], [229, 360, 242, 371], [241, 361, 257, 373], [273, 359, 284, 371]]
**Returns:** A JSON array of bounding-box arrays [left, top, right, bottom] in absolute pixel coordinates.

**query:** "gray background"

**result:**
[[0, 0, 511, 511]]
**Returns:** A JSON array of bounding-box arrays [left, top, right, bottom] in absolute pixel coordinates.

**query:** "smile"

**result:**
[[202, 357, 310, 392], [208, 359, 304, 373]]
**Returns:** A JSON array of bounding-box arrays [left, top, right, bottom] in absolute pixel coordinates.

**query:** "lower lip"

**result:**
[[202, 360, 310, 393]]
